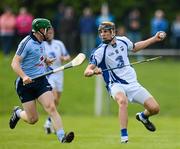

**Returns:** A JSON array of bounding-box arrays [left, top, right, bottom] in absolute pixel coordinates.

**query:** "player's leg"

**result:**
[[133, 87, 160, 131], [44, 75, 56, 134], [21, 101, 39, 123], [143, 97, 160, 116], [44, 75, 62, 134], [9, 78, 39, 129], [54, 74, 63, 106], [115, 92, 129, 143], [9, 100, 39, 129], [110, 83, 128, 143], [38, 91, 74, 143], [53, 90, 61, 106], [38, 91, 63, 130], [44, 90, 61, 134]]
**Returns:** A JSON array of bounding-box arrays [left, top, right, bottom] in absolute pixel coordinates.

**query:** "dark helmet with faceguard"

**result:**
[[98, 21, 116, 44], [98, 21, 115, 32]]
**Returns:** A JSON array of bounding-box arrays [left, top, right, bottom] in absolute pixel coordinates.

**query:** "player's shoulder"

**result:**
[[52, 39, 64, 46], [21, 35, 31, 43], [16, 35, 34, 55], [92, 44, 107, 53], [116, 36, 131, 42], [18, 35, 32, 48], [116, 36, 133, 46]]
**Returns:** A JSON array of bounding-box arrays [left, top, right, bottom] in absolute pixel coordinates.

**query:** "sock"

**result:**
[[141, 112, 148, 119], [46, 117, 52, 125], [16, 109, 22, 118], [45, 117, 52, 127], [121, 128, 128, 137], [56, 129, 65, 141]]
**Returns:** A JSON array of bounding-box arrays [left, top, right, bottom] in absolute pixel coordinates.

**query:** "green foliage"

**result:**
[[0, 0, 179, 36], [0, 0, 179, 21]]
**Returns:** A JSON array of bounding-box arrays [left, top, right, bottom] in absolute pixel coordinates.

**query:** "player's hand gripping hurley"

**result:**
[[102, 56, 162, 72], [33, 53, 86, 80]]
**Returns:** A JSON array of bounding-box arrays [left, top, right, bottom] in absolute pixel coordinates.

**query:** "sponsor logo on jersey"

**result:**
[[108, 52, 115, 56]]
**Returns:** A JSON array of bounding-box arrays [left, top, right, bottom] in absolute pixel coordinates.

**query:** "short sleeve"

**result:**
[[16, 41, 28, 58], [57, 40, 69, 56], [89, 48, 104, 66], [60, 42, 69, 56], [120, 36, 134, 51]]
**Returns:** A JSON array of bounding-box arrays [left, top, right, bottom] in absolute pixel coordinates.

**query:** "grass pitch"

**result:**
[[0, 52, 180, 148], [0, 115, 180, 149]]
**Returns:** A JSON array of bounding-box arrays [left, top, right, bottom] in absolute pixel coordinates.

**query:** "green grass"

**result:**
[[1, 52, 180, 148], [0, 115, 180, 149], [1, 54, 180, 116]]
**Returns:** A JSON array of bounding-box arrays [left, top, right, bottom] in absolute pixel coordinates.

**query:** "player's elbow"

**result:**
[[11, 56, 21, 71], [11, 61, 16, 71]]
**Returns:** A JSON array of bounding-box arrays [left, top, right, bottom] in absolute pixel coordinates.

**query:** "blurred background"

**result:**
[[0, 0, 180, 117]]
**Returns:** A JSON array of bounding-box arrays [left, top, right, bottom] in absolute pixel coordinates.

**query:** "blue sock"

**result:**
[[141, 112, 148, 119], [121, 128, 128, 137], [56, 129, 65, 141]]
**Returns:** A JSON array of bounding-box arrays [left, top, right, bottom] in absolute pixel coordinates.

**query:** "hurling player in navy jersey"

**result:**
[[84, 21, 166, 143]]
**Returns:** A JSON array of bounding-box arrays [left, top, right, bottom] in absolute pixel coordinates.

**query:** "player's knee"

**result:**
[[46, 103, 57, 114], [28, 116, 38, 124], [153, 104, 160, 114], [149, 104, 160, 115], [116, 94, 128, 108], [144, 98, 160, 115]]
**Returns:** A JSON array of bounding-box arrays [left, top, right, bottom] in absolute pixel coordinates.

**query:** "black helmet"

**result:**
[[98, 21, 115, 32]]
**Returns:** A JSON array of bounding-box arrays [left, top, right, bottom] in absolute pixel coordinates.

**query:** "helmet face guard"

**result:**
[[98, 21, 116, 44]]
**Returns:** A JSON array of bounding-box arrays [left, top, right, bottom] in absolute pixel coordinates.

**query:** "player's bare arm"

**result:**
[[132, 31, 166, 52], [11, 55, 32, 84]]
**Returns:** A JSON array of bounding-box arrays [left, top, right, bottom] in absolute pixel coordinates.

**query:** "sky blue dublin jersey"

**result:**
[[16, 33, 47, 78]]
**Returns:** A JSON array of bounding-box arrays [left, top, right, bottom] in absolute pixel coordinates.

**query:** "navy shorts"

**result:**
[[15, 76, 52, 103]]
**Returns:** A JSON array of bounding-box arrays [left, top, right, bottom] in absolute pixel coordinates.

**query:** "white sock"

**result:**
[[121, 136, 128, 143], [16, 109, 22, 118], [56, 129, 65, 141], [45, 118, 52, 126]]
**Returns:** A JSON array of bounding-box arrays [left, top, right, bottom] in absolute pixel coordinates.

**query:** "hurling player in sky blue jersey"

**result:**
[[84, 21, 166, 143], [9, 18, 74, 143]]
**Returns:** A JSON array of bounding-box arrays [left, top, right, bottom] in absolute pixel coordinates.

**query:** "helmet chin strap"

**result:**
[[38, 28, 48, 41], [103, 35, 115, 44]]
